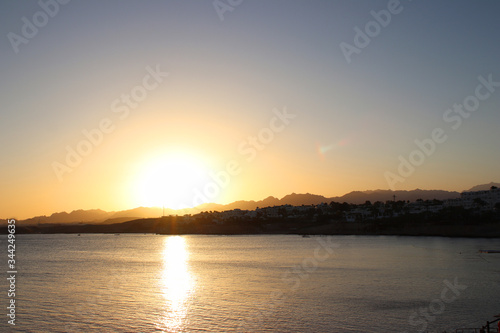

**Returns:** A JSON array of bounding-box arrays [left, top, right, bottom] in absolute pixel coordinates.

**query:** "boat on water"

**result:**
[[479, 249, 500, 253]]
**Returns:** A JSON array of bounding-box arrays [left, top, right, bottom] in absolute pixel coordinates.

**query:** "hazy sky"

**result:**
[[1, 0, 499, 218]]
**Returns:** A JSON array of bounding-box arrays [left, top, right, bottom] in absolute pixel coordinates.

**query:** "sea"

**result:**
[[2, 234, 500, 332]]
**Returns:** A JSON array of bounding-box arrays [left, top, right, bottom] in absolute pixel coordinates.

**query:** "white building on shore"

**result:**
[[460, 187, 500, 209]]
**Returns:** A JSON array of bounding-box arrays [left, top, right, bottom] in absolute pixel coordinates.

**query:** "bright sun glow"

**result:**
[[134, 152, 211, 209]]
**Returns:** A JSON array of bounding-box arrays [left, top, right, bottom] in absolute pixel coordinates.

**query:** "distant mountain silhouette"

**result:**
[[330, 189, 460, 204], [280, 193, 328, 205], [21, 209, 111, 225], [192, 190, 460, 210], [18, 207, 165, 226], [467, 182, 500, 191], [8, 183, 498, 225], [109, 207, 164, 219], [194, 196, 282, 212]]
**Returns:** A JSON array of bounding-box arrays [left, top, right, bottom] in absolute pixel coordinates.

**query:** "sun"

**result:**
[[134, 152, 211, 209]]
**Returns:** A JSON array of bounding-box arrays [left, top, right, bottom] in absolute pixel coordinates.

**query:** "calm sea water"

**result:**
[[2, 234, 500, 332]]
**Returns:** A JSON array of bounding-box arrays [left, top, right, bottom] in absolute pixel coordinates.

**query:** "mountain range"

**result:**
[[6, 182, 499, 225]]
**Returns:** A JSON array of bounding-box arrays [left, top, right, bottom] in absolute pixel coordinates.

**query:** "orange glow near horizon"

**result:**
[[2, 1, 500, 221]]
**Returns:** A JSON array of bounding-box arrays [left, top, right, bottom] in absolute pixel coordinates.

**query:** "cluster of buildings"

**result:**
[[186, 205, 315, 224], [179, 187, 500, 224], [347, 187, 500, 221], [455, 187, 500, 209]]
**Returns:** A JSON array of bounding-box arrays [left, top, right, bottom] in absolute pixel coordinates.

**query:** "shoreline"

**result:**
[[5, 220, 500, 239]]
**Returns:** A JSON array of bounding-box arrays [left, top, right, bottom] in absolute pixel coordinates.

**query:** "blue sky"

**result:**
[[1, 0, 499, 218]]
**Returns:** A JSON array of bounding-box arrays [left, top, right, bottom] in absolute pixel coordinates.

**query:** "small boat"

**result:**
[[479, 250, 500, 253], [77, 234, 81, 236]]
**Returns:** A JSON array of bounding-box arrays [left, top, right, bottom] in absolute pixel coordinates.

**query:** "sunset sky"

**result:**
[[1, 0, 499, 219]]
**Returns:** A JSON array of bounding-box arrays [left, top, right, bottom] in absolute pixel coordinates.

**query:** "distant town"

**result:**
[[8, 186, 500, 238], [180, 186, 500, 224]]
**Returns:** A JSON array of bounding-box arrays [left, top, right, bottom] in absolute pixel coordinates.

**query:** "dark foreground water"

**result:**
[[2, 234, 500, 332]]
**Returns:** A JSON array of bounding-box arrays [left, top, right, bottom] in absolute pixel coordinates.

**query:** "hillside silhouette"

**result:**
[[5, 185, 489, 225]]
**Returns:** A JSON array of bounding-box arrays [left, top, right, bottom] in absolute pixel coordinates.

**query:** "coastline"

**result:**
[[6, 217, 500, 238]]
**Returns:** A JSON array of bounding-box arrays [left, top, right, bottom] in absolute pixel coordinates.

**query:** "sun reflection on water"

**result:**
[[157, 236, 194, 332]]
